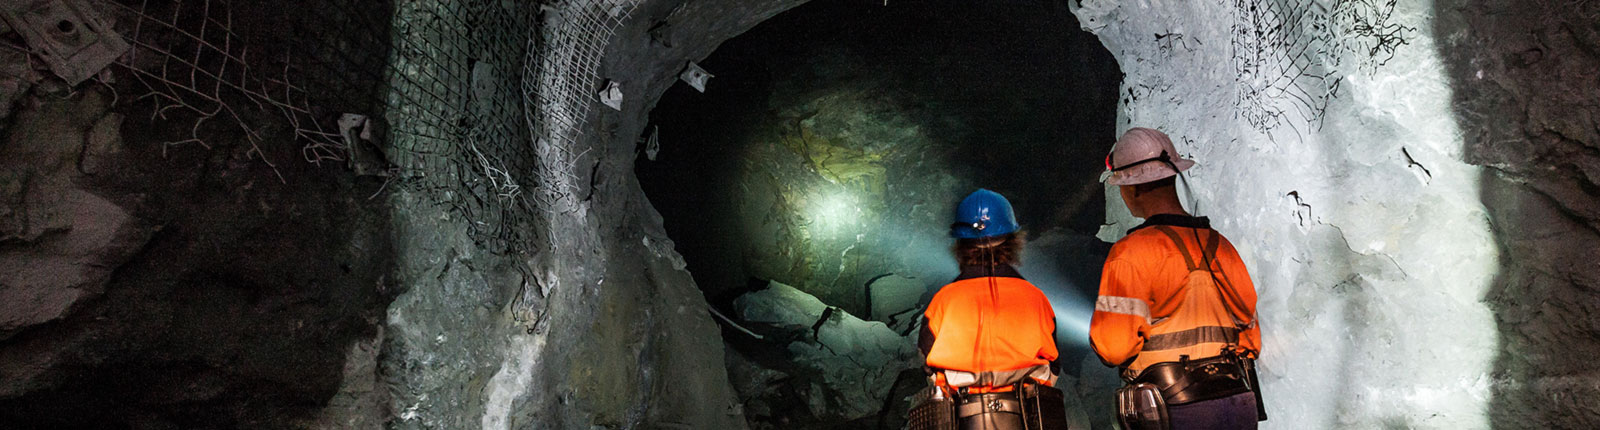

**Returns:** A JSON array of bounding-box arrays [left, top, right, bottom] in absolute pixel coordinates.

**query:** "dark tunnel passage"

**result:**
[[636, 0, 1122, 427]]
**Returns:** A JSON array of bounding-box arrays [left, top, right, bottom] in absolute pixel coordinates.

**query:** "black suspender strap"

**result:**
[[1152, 225, 1198, 271]]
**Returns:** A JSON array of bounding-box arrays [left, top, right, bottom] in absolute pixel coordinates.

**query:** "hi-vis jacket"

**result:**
[[1090, 215, 1259, 374], [921, 265, 1059, 374]]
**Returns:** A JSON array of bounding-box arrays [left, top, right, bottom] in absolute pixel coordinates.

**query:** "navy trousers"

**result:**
[[1167, 392, 1258, 430]]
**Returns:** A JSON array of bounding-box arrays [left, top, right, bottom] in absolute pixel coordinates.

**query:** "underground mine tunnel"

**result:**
[[2, 0, 1600, 429], [637, 1, 1118, 427]]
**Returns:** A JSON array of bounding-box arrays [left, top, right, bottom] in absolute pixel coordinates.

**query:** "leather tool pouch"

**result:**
[[1016, 383, 1069, 430], [1134, 354, 1251, 406], [1243, 358, 1267, 421], [909, 385, 959, 430], [1116, 383, 1170, 430]]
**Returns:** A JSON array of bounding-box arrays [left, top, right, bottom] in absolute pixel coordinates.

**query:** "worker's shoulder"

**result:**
[[930, 279, 978, 297], [1107, 228, 1176, 257]]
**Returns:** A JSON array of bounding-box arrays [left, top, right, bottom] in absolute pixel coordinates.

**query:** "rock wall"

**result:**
[[390, 0, 804, 428], [0, 33, 395, 430], [1075, 0, 1599, 427], [1433, 1, 1600, 426]]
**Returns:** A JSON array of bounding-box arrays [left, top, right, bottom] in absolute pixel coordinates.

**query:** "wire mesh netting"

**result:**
[[1229, 0, 1415, 144], [385, 0, 538, 253], [0, 0, 658, 253], [106, 0, 362, 182], [522, 0, 638, 216]]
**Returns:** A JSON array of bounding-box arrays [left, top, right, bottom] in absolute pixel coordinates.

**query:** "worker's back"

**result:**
[[907, 189, 1069, 430], [924, 268, 1058, 373], [1091, 219, 1259, 374]]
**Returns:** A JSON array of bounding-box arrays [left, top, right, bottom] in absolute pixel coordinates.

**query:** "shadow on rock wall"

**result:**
[[0, 1, 399, 427], [1435, 1, 1600, 427]]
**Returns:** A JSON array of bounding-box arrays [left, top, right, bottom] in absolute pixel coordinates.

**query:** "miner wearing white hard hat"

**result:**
[[1091, 128, 1266, 430]]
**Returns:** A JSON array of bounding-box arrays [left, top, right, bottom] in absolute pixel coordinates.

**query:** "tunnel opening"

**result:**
[[636, 0, 1122, 427]]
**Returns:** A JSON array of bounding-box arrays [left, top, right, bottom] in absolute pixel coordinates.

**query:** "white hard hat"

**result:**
[[1100, 127, 1196, 186]]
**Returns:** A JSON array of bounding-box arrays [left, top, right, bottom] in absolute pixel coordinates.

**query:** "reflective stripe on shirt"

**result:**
[[1095, 295, 1151, 321], [1142, 325, 1241, 351]]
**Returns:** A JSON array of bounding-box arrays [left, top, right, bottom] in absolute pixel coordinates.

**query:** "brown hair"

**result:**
[[954, 232, 1026, 267]]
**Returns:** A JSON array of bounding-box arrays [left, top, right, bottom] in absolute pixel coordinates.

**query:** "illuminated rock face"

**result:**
[[721, 81, 964, 316], [1075, 0, 1600, 427]]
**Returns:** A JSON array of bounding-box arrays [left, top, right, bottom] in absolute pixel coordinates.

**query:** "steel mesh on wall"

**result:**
[[522, 0, 638, 216], [385, 0, 537, 253], [7, 0, 646, 254], [1229, 0, 1414, 144], [1, 0, 542, 252]]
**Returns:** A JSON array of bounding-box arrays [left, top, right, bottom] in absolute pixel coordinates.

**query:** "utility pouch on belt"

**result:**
[[1117, 353, 1253, 430], [1015, 382, 1069, 430], [909, 384, 958, 430], [1243, 357, 1267, 421], [1115, 383, 1170, 430]]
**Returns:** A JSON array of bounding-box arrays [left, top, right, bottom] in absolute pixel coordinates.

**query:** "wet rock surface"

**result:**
[[867, 274, 930, 334]]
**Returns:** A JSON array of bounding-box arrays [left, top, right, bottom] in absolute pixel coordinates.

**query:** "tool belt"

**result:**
[[1133, 353, 1251, 405], [910, 372, 1069, 430], [1116, 353, 1259, 430]]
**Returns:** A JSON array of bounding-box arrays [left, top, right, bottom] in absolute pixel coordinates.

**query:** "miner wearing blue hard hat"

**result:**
[[908, 189, 1068, 430]]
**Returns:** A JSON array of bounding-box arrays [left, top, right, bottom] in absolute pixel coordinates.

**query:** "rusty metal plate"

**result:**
[[0, 0, 129, 85]]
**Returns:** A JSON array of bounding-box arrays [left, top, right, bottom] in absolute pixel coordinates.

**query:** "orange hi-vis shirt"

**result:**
[[1090, 215, 1259, 374], [923, 266, 1059, 373]]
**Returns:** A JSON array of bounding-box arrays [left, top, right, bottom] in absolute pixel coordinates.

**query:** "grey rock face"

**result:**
[[0, 6, 397, 424], [0, 184, 145, 340], [731, 281, 920, 425], [868, 274, 930, 333], [1432, 0, 1600, 427], [0, 76, 148, 344]]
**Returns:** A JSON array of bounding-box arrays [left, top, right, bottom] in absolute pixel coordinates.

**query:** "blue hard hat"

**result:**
[[950, 189, 1019, 239]]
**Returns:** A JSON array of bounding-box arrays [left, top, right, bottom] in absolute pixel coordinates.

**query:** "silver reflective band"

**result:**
[[1095, 296, 1151, 320], [1142, 326, 1241, 352]]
